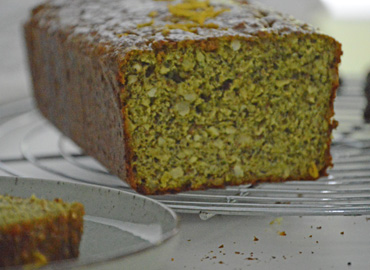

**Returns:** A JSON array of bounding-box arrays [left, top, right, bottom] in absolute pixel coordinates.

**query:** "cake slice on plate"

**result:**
[[0, 194, 84, 268]]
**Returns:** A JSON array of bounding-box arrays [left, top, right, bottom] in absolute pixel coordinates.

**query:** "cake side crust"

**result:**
[[24, 19, 129, 182]]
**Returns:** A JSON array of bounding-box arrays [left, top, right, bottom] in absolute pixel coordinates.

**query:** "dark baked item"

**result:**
[[0, 195, 84, 268], [24, 0, 342, 194], [363, 72, 370, 122]]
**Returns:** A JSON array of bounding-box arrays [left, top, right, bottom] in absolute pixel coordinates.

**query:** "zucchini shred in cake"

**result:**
[[0, 195, 84, 268], [25, 0, 342, 194]]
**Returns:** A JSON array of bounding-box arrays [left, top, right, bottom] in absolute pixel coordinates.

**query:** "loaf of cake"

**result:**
[[25, 0, 342, 194], [0, 195, 84, 268]]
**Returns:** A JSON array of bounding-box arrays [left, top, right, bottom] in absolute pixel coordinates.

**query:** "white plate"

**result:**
[[0, 176, 179, 270]]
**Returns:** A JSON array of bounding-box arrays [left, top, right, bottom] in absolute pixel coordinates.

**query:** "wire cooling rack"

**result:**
[[1, 78, 370, 217]]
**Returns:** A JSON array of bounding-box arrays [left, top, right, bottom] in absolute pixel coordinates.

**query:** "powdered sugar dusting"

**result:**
[[28, 0, 316, 57]]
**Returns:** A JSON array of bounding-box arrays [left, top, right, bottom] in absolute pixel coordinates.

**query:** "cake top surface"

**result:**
[[0, 195, 82, 228], [29, 0, 317, 55]]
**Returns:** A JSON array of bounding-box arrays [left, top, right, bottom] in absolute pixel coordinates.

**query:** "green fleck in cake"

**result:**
[[0, 195, 84, 268], [24, 0, 342, 194]]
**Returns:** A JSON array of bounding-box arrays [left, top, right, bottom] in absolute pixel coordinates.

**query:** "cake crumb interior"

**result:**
[[121, 34, 338, 193]]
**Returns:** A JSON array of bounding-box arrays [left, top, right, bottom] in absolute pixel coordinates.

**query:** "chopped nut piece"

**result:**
[[147, 87, 157, 97], [175, 101, 190, 116], [231, 40, 241, 51], [170, 167, 184, 179], [233, 165, 244, 177]]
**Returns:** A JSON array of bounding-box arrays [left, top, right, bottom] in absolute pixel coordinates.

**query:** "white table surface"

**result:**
[[1, 1, 370, 270]]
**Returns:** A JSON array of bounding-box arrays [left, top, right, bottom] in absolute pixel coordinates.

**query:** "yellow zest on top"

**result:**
[[116, 33, 130, 37], [168, 0, 230, 25], [170, 1, 209, 10], [133, 0, 230, 34], [165, 22, 199, 33], [202, 22, 220, 29], [148, 11, 159, 17], [137, 19, 155, 28], [165, 22, 219, 33]]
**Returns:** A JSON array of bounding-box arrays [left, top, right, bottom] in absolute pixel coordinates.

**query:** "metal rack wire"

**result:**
[[1, 79, 370, 216]]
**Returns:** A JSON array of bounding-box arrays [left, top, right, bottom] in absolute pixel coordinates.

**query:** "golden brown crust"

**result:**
[[322, 39, 342, 173], [24, 19, 129, 183], [136, 175, 323, 195]]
